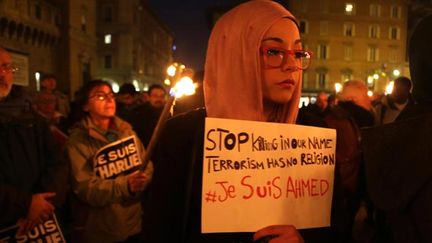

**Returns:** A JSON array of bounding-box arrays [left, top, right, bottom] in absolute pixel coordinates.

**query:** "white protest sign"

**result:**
[[202, 117, 336, 233], [0, 213, 66, 243], [93, 136, 142, 179]]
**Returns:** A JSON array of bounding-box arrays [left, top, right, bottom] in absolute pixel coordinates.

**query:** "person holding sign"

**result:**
[[0, 47, 68, 237], [66, 80, 153, 242], [142, 1, 314, 242]]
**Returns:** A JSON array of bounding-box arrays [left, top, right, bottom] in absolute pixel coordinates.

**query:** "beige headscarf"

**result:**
[[204, 0, 301, 124]]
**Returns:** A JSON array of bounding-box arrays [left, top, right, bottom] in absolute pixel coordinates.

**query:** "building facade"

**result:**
[[57, 0, 98, 97], [95, 0, 174, 91], [0, 0, 62, 91], [287, 0, 408, 95]]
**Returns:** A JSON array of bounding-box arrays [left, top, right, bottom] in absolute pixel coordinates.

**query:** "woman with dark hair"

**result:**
[[66, 80, 153, 242]]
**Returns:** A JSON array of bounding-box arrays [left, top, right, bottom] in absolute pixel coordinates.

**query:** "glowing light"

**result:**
[[167, 65, 177, 77], [385, 81, 394, 95], [132, 80, 139, 91], [164, 79, 171, 86], [373, 74, 379, 80], [35, 72, 41, 91], [345, 3, 354, 13], [111, 82, 120, 93], [335, 82, 342, 93], [367, 76, 374, 84], [104, 34, 112, 44], [393, 69, 400, 77], [170, 76, 196, 98], [143, 83, 149, 92], [367, 90, 374, 97]]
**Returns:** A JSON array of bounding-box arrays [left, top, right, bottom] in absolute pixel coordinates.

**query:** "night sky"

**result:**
[[148, 0, 241, 72]]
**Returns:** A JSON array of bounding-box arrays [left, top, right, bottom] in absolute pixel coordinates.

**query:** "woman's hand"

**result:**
[[253, 225, 304, 243], [127, 170, 149, 193]]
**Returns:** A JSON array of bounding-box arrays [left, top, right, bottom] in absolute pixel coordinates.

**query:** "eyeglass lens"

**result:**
[[0, 64, 18, 73], [264, 48, 310, 69], [92, 92, 115, 101]]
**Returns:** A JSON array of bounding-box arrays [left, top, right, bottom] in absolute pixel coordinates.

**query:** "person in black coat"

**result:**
[[0, 47, 68, 234], [361, 14, 432, 243]]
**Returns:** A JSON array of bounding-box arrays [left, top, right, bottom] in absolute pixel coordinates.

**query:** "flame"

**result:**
[[170, 76, 196, 98]]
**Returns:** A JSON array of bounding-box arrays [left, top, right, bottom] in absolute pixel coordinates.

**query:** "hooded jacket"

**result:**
[[67, 116, 153, 242]]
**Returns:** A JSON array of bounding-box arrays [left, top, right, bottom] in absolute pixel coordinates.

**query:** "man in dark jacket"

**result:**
[[361, 14, 432, 243], [0, 47, 68, 234]]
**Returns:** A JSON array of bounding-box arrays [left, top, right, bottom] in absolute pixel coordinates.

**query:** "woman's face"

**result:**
[[261, 18, 303, 105], [84, 84, 116, 120]]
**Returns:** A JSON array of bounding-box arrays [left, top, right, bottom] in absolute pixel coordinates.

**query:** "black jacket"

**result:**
[[0, 85, 68, 227], [143, 108, 341, 243]]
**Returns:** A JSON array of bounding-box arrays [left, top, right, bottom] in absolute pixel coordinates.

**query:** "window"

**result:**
[[389, 48, 399, 63], [35, 3, 41, 20], [344, 45, 353, 61], [345, 3, 355, 16], [341, 69, 353, 82], [390, 5, 401, 19], [321, 0, 329, 13], [341, 73, 353, 82], [369, 24, 380, 39], [389, 27, 400, 40], [300, 1, 308, 12], [320, 21, 328, 35], [104, 34, 112, 44], [81, 15, 86, 32], [103, 5, 113, 22], [104, 55, 112, 69], [343, 23, 355, 37], [369, 4, 381, 17], [367, 46, 379, 62], [316, 72, 328, 89], [299, 20, 308, 34], [318, 44, 329, 60]]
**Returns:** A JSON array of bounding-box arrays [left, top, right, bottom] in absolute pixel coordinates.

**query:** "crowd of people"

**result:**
[[1, 0, 432, 242]]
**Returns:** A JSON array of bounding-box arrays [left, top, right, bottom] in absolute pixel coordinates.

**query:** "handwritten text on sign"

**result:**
[[202, 118, 336, 233]]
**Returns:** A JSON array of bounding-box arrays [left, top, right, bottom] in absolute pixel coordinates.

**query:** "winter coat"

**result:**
[[67, 116, 153, 242], [0, 85, 68, 228]]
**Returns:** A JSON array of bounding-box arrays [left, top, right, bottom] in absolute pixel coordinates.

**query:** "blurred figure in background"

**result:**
[[323, 80, 375, 242], [301, 91, 329, 116], [116, 82, 141, 124], [374, 76, 414, 125], [39, 74, 70, 117], [132, 84, 167, 147]]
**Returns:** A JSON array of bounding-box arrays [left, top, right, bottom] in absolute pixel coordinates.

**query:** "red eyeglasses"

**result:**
[[260, 46, 312, 70]]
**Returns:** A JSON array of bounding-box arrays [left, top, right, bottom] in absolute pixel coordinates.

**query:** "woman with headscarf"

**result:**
[[143, 1, 309, 242]]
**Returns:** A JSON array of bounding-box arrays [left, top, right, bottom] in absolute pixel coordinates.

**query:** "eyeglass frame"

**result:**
[[89, 91, 116, 101], [0, 63, 19, 74], [260, 46, 312, 70]]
